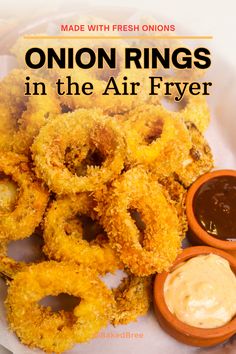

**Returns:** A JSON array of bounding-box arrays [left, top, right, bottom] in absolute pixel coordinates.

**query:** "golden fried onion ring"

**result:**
[[0, 152, 49, 240], [159, 77, 210, 133], [111, 274, 152, 325], [123, 105, 191, 174], [43, 193, 121, 274], [174, 121, 214, 186], [6, 261, 114, 353], [158, 175, 187, 239], [32, 109, 126, 194], [96, 167, 181, 276], [176, 94, 210, 133], [0, 69, 60, 155]]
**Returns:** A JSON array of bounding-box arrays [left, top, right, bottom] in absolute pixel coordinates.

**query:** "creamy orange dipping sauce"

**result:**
[[164, 254, 236, 328]]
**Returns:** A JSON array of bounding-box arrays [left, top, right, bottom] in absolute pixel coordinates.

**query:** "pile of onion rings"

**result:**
[[0, 32, 214, 352]]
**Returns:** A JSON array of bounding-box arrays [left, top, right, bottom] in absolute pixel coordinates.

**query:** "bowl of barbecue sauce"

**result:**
[[186, 170, 236, 254]]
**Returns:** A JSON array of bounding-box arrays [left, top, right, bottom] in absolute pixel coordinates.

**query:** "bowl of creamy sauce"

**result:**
[[154, 246, 236, 347], [164, 253, 236, 329]]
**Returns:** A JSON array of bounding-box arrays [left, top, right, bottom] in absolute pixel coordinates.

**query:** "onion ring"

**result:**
[[0, 152, 49, 240], [43, 193, 121, 274], [0, 69, 60, 155], [5, 261, 114, 353], [175, 94, 210, 133], [111, 274, 152, 325], [32, 109, 126, 194], [173, 121, 214, 186], [96, 167, 181, 276], [160, 77, 210, 132], [157, 175, 187, 239], [123, 104, 191, 174]]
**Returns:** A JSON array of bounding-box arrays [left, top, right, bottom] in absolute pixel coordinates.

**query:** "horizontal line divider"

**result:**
[[23, 35, 213, 40]]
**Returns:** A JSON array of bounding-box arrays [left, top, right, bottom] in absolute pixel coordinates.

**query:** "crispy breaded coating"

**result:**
[[159, 77, 210, 133], [177, 94, 210, 133], [175, 122, 214, 187], [96, 167, 182, 276], [43, 193, 122, 274], [123, 104, 192, 176], [6, 261, 114, 353], [32, 109, 126, 194], [0, 69, 60, 155], [112, 274, 152, 325], [0, 152, 49, 240], [158, 176, 187, 239]]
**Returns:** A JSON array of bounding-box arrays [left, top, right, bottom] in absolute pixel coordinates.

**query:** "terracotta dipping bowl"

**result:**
[[154, 246, 236, 347], [186, 170, 236, 255]]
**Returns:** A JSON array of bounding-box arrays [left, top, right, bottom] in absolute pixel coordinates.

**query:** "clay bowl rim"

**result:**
[[186, 169, 236, 250], [154, 246, 236, 340]]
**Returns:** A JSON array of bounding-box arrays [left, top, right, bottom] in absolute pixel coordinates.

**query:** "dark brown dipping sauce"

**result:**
[[193, 176, 236, 240]]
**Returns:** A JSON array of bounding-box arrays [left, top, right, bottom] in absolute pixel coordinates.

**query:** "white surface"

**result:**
[[0, 1, 236, 353]]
